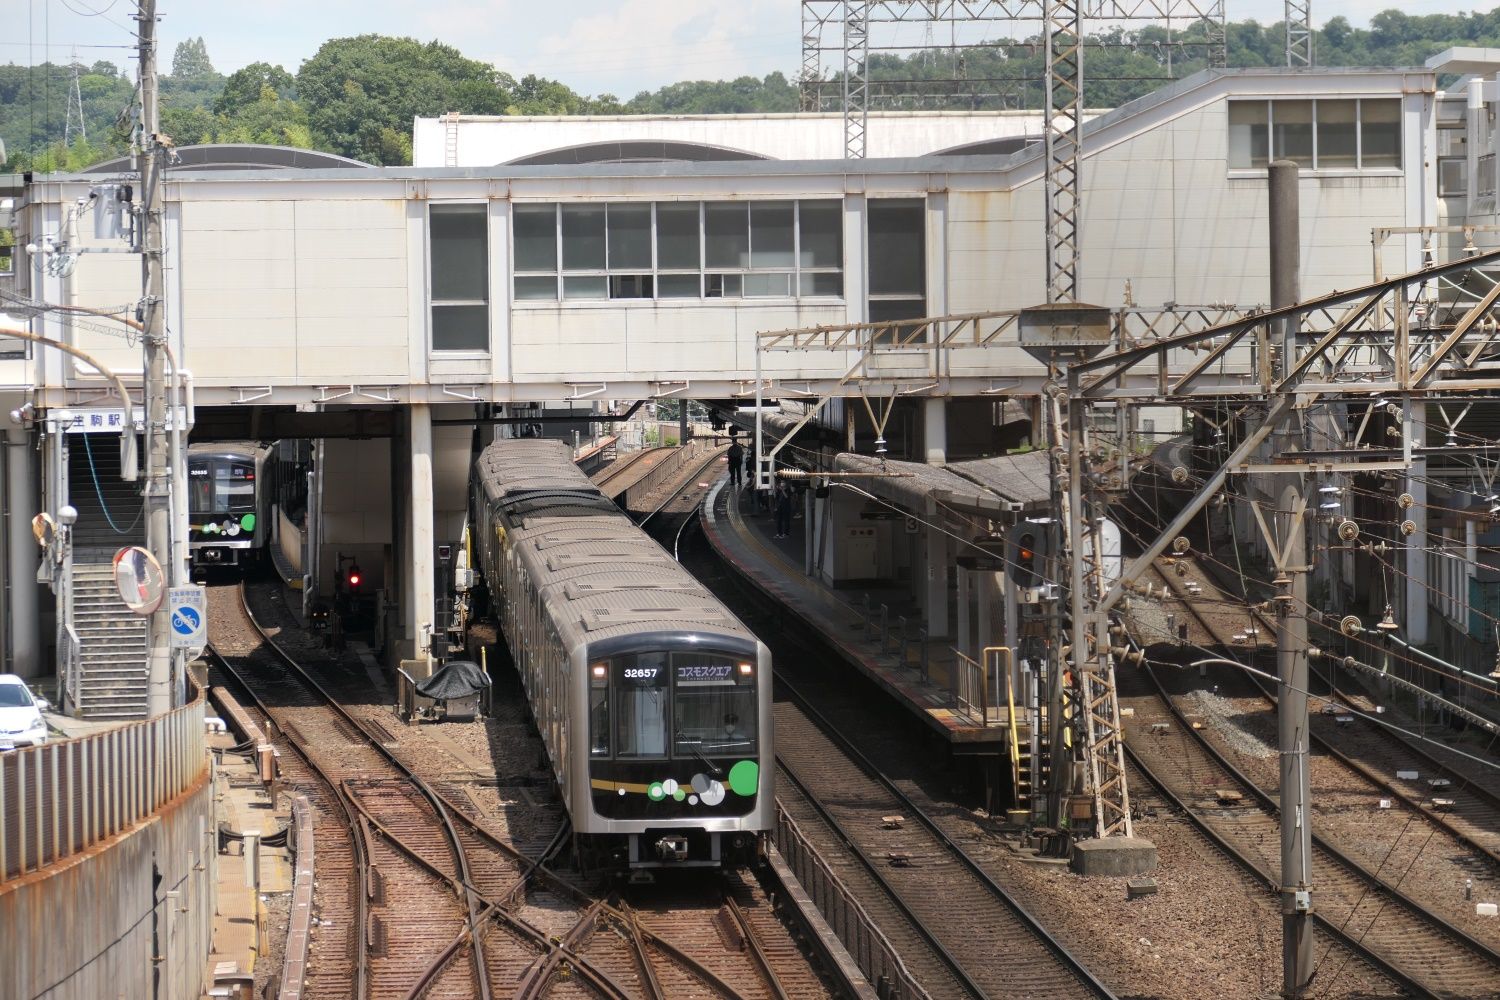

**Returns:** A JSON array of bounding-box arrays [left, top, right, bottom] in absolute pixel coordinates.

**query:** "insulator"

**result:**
[[1396, 492, 1415, 509], [1172, 536, 1191, 554], [1337, 520, 1360, 542], [1400, 519, 1418, 536], [1339, 615, 1363, 637]]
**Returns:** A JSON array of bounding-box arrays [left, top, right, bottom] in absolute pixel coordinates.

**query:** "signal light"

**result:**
[[346, 563, 363, 592]]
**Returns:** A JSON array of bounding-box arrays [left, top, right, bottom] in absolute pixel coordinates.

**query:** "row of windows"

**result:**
[[512, 200, 844, 302], [1228, 98, 1401, 171]]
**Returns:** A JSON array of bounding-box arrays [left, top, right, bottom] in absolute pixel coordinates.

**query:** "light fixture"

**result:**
[[57, 505, 77, 527]]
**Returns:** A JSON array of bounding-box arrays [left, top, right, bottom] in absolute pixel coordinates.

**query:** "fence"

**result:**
[[0, 685, 207, 880], [774, 805, 931, 1000], [624, 438, 719, 509]]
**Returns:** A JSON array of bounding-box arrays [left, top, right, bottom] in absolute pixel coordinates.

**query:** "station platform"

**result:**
[[701, 478, 1015, 751], [202, 723, 294, 998]]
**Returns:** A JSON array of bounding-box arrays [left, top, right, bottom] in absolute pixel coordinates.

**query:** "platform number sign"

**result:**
[[169, 585, 207, 650]]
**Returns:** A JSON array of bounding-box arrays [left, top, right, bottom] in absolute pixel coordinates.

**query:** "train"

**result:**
[[187, 442, 271, 570], [468, 438, 772, 873]]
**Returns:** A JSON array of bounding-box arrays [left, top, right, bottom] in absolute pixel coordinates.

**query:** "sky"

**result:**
[[3, 0, 1473, 99]]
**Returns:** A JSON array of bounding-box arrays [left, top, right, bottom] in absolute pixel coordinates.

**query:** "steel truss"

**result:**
[[1285, 0, 1312, 67], [801, 0, 1228, 152]]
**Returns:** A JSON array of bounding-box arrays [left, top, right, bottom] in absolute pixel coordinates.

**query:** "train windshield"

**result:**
[[189, 460, 257, 515], [591, 651, 757, 761], [672, 653, 757, 757]]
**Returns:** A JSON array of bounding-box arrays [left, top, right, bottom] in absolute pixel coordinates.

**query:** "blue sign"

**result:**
[[168, 585, 206, 649], [172, 606, 201, 635]]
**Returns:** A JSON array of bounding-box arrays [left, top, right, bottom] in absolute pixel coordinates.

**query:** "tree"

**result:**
[[215, 62, 295, 117], [297, 35, 513, 164], [171, 37, 216, 81]]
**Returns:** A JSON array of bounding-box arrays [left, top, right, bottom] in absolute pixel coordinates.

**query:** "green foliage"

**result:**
[[215, 63, 296, 117], [171, 38, 216, 81], [7, 11, 1500, 171], [296, 35, 515, 164], [623, 72, 799, 114]]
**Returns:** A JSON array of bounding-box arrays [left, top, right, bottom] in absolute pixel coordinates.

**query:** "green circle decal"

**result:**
[[728, 760, 759, 797], [647, 782, 665, 801], [673, 788, 686, 801], [240, 513, 256, 532]]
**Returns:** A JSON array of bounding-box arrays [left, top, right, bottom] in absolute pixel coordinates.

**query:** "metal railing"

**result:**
[[774, 805, 932, 1000], [859, 594, 931, 679], [0, 684, 207, 880], [59, 624, 81, 715], [951, 645, 1013, 729], [624, 438, 717, 509]]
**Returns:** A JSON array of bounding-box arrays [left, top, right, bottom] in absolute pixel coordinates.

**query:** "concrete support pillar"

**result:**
[[6, 427, 40, 679], [981, 569, 1000, 648], [1403, 405, 1430, 644], [404, 404, 436, 661], [804, 489, 816, 576], [924, 397, 947, 465], [925, 503, 950, 639], [957, 567, 972, 660]]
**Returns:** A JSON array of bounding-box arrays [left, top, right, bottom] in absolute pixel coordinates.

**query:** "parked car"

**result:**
[[0, 674, 48, 747]]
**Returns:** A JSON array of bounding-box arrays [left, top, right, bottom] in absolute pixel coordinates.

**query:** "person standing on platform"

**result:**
[[726, 436, 744, 489], [774, 483, 793, 538]]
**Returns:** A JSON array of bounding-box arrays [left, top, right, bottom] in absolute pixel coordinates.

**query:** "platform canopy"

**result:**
[[832, 450, 1050, 517]]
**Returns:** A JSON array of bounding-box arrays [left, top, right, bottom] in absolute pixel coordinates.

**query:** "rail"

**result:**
[[0, 680, 207, 880], [950, 645, 1012, 729], [573, 434, 618, 475], [625, 438, 717, 509], [773, 804, 932, 1000], [59, 624, 80, 716]]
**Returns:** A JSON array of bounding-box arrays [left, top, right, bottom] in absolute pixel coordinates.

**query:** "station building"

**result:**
[[0, 55, 1485, 717]]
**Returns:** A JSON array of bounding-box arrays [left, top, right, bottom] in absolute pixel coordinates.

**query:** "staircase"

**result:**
[[68, 562, 150, 718], [68, 432, 145, 558], [1015, 706, 1051, 821]]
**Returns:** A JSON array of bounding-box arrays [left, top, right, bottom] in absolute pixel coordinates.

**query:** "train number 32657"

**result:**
[[623, 668, 658, 680]]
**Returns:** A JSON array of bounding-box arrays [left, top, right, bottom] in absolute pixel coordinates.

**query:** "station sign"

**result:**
[[59, 405, 190, 433]]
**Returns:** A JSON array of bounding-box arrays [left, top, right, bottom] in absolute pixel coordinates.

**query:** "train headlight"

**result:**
[[737, 662, 753, 677], [591, 662, 607, 680]]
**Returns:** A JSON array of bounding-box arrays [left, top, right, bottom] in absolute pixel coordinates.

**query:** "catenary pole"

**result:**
[[1269, 159, 1314, 996], [137, 0, 174, 715]]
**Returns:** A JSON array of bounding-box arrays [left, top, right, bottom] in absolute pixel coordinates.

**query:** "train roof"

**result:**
[[187, 441, 265, 459], [476, 438, 756, 650]]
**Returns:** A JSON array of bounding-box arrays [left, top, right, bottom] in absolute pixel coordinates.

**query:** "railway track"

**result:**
[[209, 582, 829, 1000], [773, 676, 1115, 1000], [1115, 608, 1500, 999], [1142, 561, 1500, 921], [591, 445, 671, 495]]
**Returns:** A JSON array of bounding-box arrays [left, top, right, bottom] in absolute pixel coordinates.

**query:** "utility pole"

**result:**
[[136, 0, 174, 715], [1268, 159, 1313, 996]]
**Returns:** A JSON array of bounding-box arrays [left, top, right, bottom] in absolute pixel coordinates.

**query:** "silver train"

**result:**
[[187, 442, 270, 569], [469, 438, 773, 872]]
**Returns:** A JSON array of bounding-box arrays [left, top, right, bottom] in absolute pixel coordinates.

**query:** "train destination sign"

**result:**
[[675, 662, 736, 685]]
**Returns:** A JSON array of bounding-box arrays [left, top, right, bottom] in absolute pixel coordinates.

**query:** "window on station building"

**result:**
[[512, 199, 843, 303], [868, 199, 926, 344], [429, 204, 489, 352], [1228, 98, 1402, 171]]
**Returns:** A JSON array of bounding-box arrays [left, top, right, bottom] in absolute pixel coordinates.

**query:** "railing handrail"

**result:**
[[775, 804, 932, 1000], [1, 681, 208, 881]]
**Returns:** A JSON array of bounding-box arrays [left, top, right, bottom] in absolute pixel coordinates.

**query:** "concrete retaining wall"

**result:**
[[0, 767, 217, 1000]]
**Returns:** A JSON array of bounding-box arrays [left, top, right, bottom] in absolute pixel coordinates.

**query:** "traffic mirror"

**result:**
[[113, 545, 165, 615], [31, 513, 54, 549]]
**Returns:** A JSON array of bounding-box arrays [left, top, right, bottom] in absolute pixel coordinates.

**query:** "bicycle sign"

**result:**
[[168, 586, 206, 649]]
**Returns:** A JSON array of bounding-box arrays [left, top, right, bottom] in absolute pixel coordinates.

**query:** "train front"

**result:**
[[187, 450, 260, 567], [578, 634, 772, 872]]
